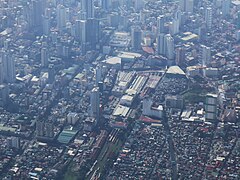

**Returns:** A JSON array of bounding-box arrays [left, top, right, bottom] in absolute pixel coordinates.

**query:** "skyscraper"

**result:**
[[90, 86, 100, 121], [101, 0, 110, 11], [41, 47, 49, 67], [81, 0, 94, 19], [36, 120, 45, 137], [42, 16, 50, 35], [45, 121, 54, 138], [222, 0, 230, 16], [176, 47, 186, 66], [57, 4, 67, 32], [86, 18, 100, 50], [157, 15, 165, 34], [131, 26, 142, 51], [200, 45, 211, 66], [164, 34, 175, 60], [185, 0, 194, 13], [95, 65, 102, 85], [0, 84, 9, 106], [36, 120, 54, 139], [157, 33, 165, 55], [205, 7, 213, 29], [0, 50, 16, 83], [237, 11, 240, 29], [179, 0, 194, 13], [170, 18, 180, 35]]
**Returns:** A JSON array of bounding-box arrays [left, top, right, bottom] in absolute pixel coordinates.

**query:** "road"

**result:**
[[162, 113, 178, 180]]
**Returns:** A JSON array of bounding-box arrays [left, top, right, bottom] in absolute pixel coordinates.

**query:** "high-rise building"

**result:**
[[42, 16, 50, 35], [143, 97, 163, 119], [36, 120, 54, 139], [0, 84, 9, 106], [170, 18, 180, 35], [45, 121, 54, 138], [6, 137, 20, 149], [57, 4, 67, 32], [0, 59, 3, 84], [134, 0, 144, 12], [179, 0, 194, 13], [0, 50, 16, 83], [237, 11, 240, 29], [79, 20, 87, 43], [164, 34, 175, 60], [156, 33, 165, 55], [101, 0, 110, 11], [41, 47, 49, 67], [11, 137, 20, 149], [157, 15, 165, 34], [86, 18, 100, 50], [179, 0, 185, 11], [185, 0, 194, 13], [131, 26, 142, 51], [90, 86, 100, 121], [32, 0, 43, 26], [176, 47, 186, 66], [36, 120, 45, 137], [200, 45, 211, 66], [205, 94, 218, 121], [75, 19, 82, 40], [81, 0, 94, 19], [95, 65, 102, 84], [78, 18, 100, 52], [222, 0, 230, 16], [205, 7, 213, 29]]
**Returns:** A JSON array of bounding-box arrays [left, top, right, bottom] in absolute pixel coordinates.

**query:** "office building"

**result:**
[[90, 86, 100, 121], [41, 47, 49, 67], [131, 26, 142, 51], [86, 18, 100, 50], [79, 18, 100, 52], [81, 0, 94, 19]]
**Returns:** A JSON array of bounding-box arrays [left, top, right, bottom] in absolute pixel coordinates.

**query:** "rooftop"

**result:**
[[166, 66, 186, 75]]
